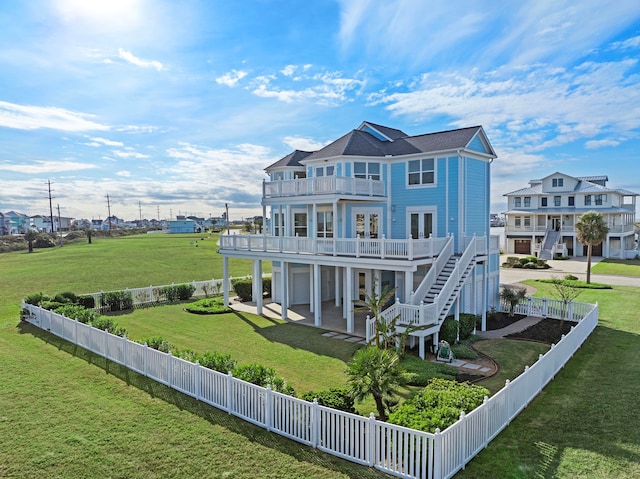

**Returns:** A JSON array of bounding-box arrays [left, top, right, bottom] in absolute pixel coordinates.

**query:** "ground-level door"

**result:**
[[582, 242, 603, 256], [354, 269, 372, 301], [514, 239, 531, 254]]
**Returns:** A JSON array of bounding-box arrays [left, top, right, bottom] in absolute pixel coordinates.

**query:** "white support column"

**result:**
[[223, 256, 229, 307], [255, 260, 263, 315], [335, 266, 341, 307], [280, 261, 288, 320], [374, 269, 381, 297], [346, 266, 353, 333], [481, 262, 487, 331], [404, 270, 412, 304], [309, 264, 314, 314], [314, 263, 321, 326]]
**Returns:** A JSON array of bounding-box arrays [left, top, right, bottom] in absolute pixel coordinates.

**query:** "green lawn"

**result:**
[[591, 258, 640, 277], [456, 281, 640, 479]]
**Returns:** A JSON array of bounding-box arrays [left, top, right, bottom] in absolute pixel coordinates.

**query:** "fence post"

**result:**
[[167, 352, 173, 387], [368, 413, 376, 467], [482, 396, 489, 449], [265, 385, 272, 432], [311, 399, 319, 448], [227, 372, 234, 414], [143, 343, 148, 377], [459, 411, 467, 469], [74, 319, 78, 345], [542, 298, 548, 318], [433, 428, 442, 479], [381, 234, 386, 259], [195, 361, 201, 401], [104, 328, 108, 360], [568, 301, 573, 321], [504, 379, 511, 422]]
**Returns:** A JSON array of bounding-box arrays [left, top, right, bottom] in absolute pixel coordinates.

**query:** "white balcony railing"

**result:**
[[263, 176, 385, 198], [219, 234, 450, 260]]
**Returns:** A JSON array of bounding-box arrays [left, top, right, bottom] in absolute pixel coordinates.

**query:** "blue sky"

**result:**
[[1, 0, 640, 222]]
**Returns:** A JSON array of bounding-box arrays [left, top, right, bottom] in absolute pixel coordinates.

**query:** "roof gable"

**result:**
[[265, 150, 312, 171]]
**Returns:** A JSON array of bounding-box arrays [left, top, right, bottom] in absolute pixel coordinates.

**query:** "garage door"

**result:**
[[582, 243, 603, 256], [514, 239, 531, 254]]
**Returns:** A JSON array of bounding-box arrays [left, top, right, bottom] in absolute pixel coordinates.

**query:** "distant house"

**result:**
[[219, 121, 501, 358], [0, 212, 7, 235], [503, 172, 638, 259], [167, 219, 199, 233], [3, 211, 30, 234]]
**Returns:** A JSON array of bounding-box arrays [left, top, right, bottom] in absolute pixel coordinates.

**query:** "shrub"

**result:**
[[34, 233, 56, 248], [100, 291, 133, 312], [40, 301, 65, 311], [400, 355, 457, 386], [233, 363, 295, 395], [439, 317, 459, 344], [53, 291, 78, 304], [506, 256, 519, 266], [24, 292, 49, 306], [523, 262, 536, 269], [301, 388, 356, 413], [450, 344, 478, 360], [184, 297, 232, 314], [139, 336, 174, 352], [165, 284, 197, 301], [231, 279, 252, 302], [161, 285, 180, 302], [77, 295, 96, 309], [262, 277, 272, 297], [388, 379, 489, 433], [54, 304, 99, 324], [512, 263, 523, 268], [536, 278, 612, 289], [198, 352, 237, 373], [91, 317, 127, 337], [458, 314, 477, 341], [564, 274, 578, 281], [175, 348, 198, 362]]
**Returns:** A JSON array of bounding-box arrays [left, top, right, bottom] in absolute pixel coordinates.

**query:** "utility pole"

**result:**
[[157, 205, 160, 221], [225, 203, 230, 234], [47, 180, 55, 235], [56, 204, 63, 246], [106, 194, 112, 235], [138, 201, 142, 222]]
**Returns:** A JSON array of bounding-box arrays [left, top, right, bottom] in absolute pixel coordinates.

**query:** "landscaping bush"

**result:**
[[77, 295, 96, 309], [388, 379, 489, 433], [400, 355, 457, 386], [231, 279, 252, 302], [198, 352, 237, 373], [301, 388, 356, 413], [53, 291, 78, 304], [458, 314, 478, 341], [564, 274, 578, 281], [536, 278, 612, 289], [175, 348, 198, 362], [439, 317, 459, 344], [34, 233, 56, 248], [138, 336, 174, 352], [24, 292, 49, 306], [91, 317, 127, 337], [100, 291, 134, 312], [161, 285, 180, 302], [262, 277, 272, 297], [450, 343, 478, 360], [233, 363, 295, 395], [40, 301, 65, 311], [184, 297, 232, 314], [512, 263, 523, 268], [53, 304, 99, 324]]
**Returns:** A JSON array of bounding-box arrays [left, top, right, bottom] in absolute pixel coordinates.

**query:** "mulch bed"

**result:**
[[485, 312, 527, 330], [505, 318, 574, 343]]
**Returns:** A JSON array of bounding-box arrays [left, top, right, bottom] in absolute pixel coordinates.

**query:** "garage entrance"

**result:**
[[582, 242, 603, 256], [514, 239, 531, 254]]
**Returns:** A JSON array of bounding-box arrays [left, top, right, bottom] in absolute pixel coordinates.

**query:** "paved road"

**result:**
[[499, 255, 640, 287]]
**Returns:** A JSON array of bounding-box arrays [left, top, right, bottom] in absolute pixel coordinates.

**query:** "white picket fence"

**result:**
[[22, 297, 598, 479]]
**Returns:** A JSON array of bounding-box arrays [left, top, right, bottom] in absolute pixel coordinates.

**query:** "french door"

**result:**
[[354, 209, 380, 238], [408, 208, 435, 239]]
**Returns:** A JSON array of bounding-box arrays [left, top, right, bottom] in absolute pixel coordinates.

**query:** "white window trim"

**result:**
[[406, 206, 437, 239], [406, 158, 437, 188]]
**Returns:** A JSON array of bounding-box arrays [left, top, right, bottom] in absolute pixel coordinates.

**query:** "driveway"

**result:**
[[499, 255, 640, 287]]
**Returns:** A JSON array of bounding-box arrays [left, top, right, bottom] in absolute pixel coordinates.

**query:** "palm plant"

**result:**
[[24, 229, 37, 253], [575, 211, 609, 284], [500, 286, 527, 317], [345, 347, 411, 420], [352, 282, 397, 349]]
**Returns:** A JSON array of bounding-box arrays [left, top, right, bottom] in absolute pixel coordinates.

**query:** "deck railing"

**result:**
[[263, 176, 386, 198], [220, 234, 450, 260]]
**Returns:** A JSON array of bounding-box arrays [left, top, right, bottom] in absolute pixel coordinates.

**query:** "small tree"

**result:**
[[24, 229, 37, 253], [500, 286, 527, 317], [345, 347, 411, 421], [85, 228, 93, 244], [575, 211, 609, 284], [549, 277, 582, 326], [353, 281, 397, 349]]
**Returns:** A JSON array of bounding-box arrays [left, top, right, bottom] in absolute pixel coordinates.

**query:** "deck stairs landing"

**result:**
[[422, 255, 476, 323]]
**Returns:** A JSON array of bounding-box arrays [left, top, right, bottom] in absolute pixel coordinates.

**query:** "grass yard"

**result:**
[[114, 304, 360, 394], [591, 258, 640, 277], [456, 281, 640, 479]]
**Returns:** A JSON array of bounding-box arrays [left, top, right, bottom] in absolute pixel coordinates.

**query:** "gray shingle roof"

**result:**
[[360, 121, 408, 140], [265, 150, 312, 170]]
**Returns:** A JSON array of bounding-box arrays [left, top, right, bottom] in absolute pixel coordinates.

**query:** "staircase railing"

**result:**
[[431, 235, 482, 321], [408, 234, 454, 306]]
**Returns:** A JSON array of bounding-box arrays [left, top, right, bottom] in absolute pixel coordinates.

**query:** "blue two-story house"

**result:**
[[219, 121, 501, 358]]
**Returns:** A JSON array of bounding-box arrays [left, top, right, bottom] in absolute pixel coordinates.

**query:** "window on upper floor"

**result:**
[[554, 196, 561, 207], [273, 213, 283, 236], [514, 197, 521, 207], [272, 172, 284, 181], [524, 197, 531, 207], [552, 178, 564, 187], [515, 216, 521, 227], [568, 196, 575, 206], [541, 197, 548, 207], [584, 195, 591, 206], [315, 165, 334, 177], [524, 216, 531, 227], [354, 162, 380, 180], [294, 213, 307, 237], [595, 194, 606, 205], [408, 158, 435, 186]]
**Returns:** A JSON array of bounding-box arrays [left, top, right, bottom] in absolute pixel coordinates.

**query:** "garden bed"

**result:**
[[505, 318, 574, 343]]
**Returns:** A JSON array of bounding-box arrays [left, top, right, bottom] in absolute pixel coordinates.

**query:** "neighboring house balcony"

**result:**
[[506, 223, 635, 235], [263, 176, 386, 201], [505, 225, 547, 234]]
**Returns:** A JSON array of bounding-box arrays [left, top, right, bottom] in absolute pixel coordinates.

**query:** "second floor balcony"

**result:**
[[263, 176, 386, 199]]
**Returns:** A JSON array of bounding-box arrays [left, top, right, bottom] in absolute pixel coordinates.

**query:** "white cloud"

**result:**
[[282, 136, 328, 152], [215, 69, 248, 87], [0, 101, 109, 132], [116, 171, 131, 177], [0, 160, 97, 174], [118, 48, 165, 71], [585, 139, 620, 149], [610, 35, 640, 50], [111, 149, 150, 159], [281, 65, 296, 76], [85, 137, 124, 147]]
